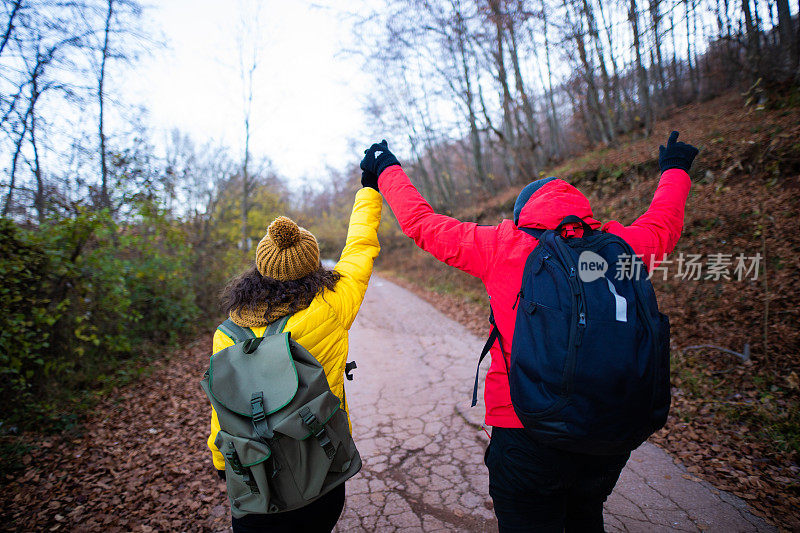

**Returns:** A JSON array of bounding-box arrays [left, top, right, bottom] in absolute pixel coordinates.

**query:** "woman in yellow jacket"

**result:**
[[207, 185, 382, 533]]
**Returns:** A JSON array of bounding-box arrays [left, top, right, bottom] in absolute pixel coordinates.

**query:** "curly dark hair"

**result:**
[[221, 264, 341, 321]]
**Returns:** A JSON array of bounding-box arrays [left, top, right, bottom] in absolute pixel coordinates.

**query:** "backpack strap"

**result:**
[[299, 406, 336, 459], [472, 307, 511, 407], [265, 315, 290, 336], [472, 324, 500, 407], [472, 229, 553, 406], [218, 318, 256, 344], [249, 316, 291, 447], [519, 227, 546, 239], [218, 315, 290, 343]]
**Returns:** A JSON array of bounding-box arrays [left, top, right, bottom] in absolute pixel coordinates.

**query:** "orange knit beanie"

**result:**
[[255, 216, 320, 281]]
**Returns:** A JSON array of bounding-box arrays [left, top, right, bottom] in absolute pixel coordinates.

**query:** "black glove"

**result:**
[[216, 469, 226, 481], [361, 169, 379, 191], [360, 140, 401, 186], [658, 131, 699, 173]]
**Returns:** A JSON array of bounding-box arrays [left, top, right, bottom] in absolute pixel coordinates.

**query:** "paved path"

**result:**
[[335, 277, 774, 532]]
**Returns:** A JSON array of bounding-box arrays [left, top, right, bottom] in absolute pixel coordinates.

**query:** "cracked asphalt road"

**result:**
[[334, 276, 775, 532]]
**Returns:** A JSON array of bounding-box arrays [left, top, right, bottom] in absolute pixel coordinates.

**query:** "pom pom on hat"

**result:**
[[268, 216, 302, 249], [255, 216, 320, 281]]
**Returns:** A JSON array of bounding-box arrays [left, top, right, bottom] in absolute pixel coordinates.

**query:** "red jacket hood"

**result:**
[[516, 179, 601, 230]]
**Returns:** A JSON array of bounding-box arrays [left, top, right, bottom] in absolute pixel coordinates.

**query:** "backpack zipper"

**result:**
[[566, 264, 586, 345], [549, 242, 587, 343], [542, 249, 580, 397]]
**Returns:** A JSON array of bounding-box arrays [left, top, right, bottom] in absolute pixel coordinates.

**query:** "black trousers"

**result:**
[[231, 484, 346, 533], [484, 427, 630, 533]]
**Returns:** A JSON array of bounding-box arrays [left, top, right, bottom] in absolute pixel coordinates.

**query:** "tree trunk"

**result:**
[[98, 0, 113, 209], [477, 80, 500, 185], [0, 0, 22, 59], [629, 0, 652, 135], [489, 0, 516, 186], [649, 0, 666, 103], [455, 9, 487, 189], [2, 106, 30, 218], [417, 77, 455, 204], [776, 0, 798, 75], [242, 134, 250, 251], [507, 14, 540, 178], [538, 3, 562, 159], [407, 136, 438, 204], [30, 104, 44, 223], [687, 0, 700, 99], [597, 0, 623, 134], [240, 25, 258, 251], [566, 0, 608, 144], [669, 7, 680, 104], [742, 0, 759, 76], [28, 63, 45, 223], [582, 0, 615, 142]]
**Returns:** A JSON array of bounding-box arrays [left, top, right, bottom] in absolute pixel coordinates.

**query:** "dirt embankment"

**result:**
[[376, 90, 800, 530]]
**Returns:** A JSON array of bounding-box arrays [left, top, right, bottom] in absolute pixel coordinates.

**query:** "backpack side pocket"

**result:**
[[215, 430, 277, 517]]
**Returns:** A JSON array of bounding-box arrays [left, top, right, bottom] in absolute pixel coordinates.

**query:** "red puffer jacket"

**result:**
[[378, 165, 692, 428]]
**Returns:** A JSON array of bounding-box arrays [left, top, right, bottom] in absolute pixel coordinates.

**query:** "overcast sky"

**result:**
[[121, 0, 377, 186]]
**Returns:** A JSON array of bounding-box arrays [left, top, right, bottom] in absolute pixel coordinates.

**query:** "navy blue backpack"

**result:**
[[473, 215, 671, 455]]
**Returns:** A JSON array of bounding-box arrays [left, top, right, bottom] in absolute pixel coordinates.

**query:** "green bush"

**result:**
[[0, 205, 201, 429], [0, 219, 64, 405]]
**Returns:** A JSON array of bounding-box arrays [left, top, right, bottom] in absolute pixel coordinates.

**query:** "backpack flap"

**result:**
[[215, 430, 272, 467], [209, 333, 299, 417], [270, 391, 343, 440]]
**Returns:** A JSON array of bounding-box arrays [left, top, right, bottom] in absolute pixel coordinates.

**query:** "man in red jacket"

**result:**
[[360, 132, 698, 532]]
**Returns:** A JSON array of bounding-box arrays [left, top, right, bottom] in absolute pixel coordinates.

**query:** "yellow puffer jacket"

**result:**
[[207, 187, 382, 471]]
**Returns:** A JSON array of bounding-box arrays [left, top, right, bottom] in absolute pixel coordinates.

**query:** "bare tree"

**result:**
[[453, 0, 489, 189], [488, 0, 518, 185], [539, 1, 562, 157], [629, 0, 652, 135], [97, 0, 113, 208], [237, 1, 261, 251], [28, 55, 46, 222], [75, 0, 147, 212], [0, 0, 23, 58], [2, 103, 31, 217], [506, 1, 540, 177], [353, 0, 800, 209], [2, 25, 60, 217], [649, 0, 666, 102], [775, 0, 798, 75], [742, 0, 760, 69]]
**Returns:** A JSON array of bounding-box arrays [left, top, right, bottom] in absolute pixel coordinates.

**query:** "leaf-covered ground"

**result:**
[[0, 336, 232, 532]]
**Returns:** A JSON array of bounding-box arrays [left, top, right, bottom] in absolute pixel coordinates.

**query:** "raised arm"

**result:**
[[362, 141, 498, 279], [326, 187, 382, 329], [602, 131, 698, 270]]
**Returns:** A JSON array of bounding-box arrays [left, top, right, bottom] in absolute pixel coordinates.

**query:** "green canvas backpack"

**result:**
[[200, 316, 362, 517]]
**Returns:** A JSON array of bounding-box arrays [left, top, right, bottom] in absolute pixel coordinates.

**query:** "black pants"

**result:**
[[231, 484, 346, 533], [484, 428, 629, 533]]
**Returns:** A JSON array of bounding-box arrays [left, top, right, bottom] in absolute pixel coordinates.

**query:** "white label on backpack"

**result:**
[[605, 278, 627, 322]]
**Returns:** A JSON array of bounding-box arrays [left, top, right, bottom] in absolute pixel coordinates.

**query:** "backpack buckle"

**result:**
[[299, 407, 336, 459], [225, 443, 260, 494], [225, 443, 244, 475], [251, 393, 266, 423], [251, 392, 274, 441]]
